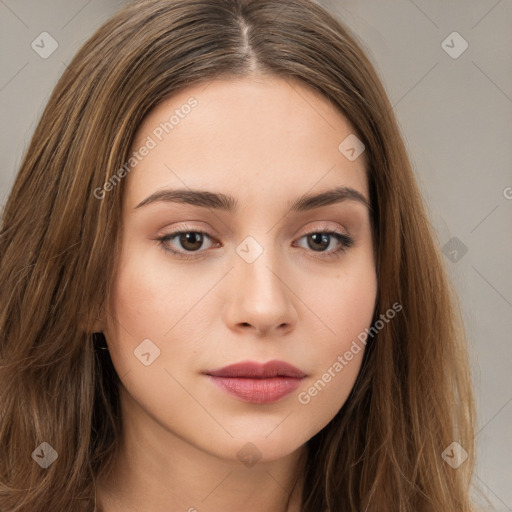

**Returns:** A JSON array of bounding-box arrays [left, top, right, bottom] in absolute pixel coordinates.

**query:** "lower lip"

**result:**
[[207, 376, 303, 404]]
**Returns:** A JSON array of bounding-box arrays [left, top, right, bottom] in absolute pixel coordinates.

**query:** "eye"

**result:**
[[155, 226, 355, 260], [156, 228, 218, 259], [294, 229, 354, 258]]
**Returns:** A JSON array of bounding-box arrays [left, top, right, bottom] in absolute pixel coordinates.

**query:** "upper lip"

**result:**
[[204, 360, 307, 379]]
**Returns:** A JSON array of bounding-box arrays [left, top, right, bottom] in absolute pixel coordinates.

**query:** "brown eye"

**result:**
[[295, 230, 354, 257], [307, 233, 331, 251], [157, 230, 216, 258], [177, 232, 205, 251]]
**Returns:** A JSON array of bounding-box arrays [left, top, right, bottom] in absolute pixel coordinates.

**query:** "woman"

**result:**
[[0, 0, 479, 510]]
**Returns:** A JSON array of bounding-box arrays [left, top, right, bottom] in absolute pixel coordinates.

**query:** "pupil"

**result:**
[[310, 233, 329, 251], [181, 232, 202, 251]]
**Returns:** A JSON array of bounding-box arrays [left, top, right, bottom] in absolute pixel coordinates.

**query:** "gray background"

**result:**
[[1, 0, 511, 509]]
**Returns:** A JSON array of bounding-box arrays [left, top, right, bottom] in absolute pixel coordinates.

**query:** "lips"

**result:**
[[204, 360, 307, 404], [205, 360, 307, 379]]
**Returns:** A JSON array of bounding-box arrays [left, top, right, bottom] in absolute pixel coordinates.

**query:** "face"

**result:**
[[99, 75, 377, 464]]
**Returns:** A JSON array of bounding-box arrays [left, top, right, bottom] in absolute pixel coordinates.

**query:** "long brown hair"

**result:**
[[0, 0, 479, 510]]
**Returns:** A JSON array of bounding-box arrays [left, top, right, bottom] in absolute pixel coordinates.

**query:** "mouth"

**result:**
[[203, 360, 307, 404]]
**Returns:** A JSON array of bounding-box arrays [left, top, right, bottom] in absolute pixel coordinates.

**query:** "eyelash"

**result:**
[[156, 225, 354, 261]]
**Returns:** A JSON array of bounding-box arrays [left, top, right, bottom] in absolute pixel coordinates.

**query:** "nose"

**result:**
[[222, 244, 299, 337]]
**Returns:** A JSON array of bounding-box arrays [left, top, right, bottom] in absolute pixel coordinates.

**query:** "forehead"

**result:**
[[126, 75, 368, 210]]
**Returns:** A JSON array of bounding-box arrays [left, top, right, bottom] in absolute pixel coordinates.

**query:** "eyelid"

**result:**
[[155, 222, 354, 259], [154, 223, 218, 260]]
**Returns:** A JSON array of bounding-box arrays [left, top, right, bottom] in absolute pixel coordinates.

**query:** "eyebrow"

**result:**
[[134, 186, 371, 213]]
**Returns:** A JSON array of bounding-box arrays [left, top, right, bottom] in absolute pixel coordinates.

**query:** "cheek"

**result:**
[[104, 248, 172, 366], [108, 246, 202, 337], [104, 247, 219, 374], [108, 266, 167, 339], [307, 258, 377, 345], [325, 262, 377, 368], [294, 263, 376, 431]]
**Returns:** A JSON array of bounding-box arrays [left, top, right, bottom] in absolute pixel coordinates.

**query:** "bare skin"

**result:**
[[94, 74, 377, 512]]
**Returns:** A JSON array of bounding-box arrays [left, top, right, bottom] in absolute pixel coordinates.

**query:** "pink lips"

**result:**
[[204, 360, 307, 404]]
